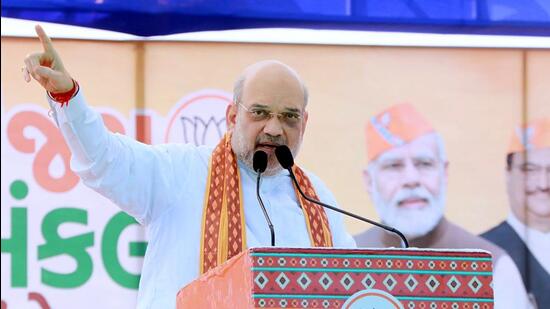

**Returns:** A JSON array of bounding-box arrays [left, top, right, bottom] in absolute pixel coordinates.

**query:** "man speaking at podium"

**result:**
[[23, 25, 355, 308]]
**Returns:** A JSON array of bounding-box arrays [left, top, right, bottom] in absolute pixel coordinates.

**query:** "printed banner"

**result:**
[[1, 88, 231, 308]]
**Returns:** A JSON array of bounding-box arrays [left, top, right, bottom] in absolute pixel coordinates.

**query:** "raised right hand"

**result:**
[[23, 25, 74, 93]]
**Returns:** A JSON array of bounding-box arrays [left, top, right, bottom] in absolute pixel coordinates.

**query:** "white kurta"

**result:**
[[48, 91, 356, 308]]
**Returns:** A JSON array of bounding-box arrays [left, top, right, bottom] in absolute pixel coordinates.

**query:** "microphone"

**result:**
[[253, 150, 275, 246], [274, 145, 410, 248], [253, 150, 268, 173]]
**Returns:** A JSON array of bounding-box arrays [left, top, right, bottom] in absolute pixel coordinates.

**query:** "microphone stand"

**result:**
[[256, 170, 275, 246], [286, 169, 409, 248]]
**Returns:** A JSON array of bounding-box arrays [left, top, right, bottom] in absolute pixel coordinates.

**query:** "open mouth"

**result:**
[[255, 143, 280, 153]]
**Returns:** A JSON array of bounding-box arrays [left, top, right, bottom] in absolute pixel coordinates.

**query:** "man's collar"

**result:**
[[506, 212, 549, 238]]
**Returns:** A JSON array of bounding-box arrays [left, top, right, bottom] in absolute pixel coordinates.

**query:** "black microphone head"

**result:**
[[275, 145, 294, 169], [253, 150, 268, 173]]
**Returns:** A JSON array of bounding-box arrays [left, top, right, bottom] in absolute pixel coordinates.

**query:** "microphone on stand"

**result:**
[[253, 150, 275, 246], [274, 145, 410, 248]]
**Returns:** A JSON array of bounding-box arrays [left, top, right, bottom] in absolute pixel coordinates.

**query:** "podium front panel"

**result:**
[[177, 247, 494, 308], [250, 248, 493, 309]]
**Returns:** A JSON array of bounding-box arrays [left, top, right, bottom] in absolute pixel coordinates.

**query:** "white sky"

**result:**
[[1, 16, 550, 48]]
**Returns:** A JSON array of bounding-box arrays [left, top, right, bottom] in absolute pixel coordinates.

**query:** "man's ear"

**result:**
[[362, 167, 373, 194], [226, 103, 237, 130], [505, 163, 513, 189], [443, 161, 449, 186], [301, 110, 309, 137]]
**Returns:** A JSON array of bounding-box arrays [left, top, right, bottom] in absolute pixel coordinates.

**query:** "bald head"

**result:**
[[233, 60, 308, 107], [228, 60, 310, 175]]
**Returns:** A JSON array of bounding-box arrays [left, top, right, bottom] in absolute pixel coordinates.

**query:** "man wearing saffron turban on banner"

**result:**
[[354, 103, 531, 308], [482, 118, 550, 308], [23, 25, 355, 308]]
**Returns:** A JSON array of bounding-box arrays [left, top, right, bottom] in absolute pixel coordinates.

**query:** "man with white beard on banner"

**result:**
[[354, 103, 532, 308], [22, 25, 355, 308]]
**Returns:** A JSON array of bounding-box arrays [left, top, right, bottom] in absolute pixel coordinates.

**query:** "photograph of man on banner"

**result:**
[[355, 103, 532, 308], [483, 118, 550, 308]]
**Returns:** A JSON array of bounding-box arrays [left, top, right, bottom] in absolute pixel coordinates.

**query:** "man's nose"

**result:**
[[263, 115, 284, 137], [402, 162, 421, 189]]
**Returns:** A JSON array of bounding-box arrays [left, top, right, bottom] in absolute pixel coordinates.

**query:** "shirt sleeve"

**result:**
[[48, 90, 192, 225], [492, 254, 534, 309]]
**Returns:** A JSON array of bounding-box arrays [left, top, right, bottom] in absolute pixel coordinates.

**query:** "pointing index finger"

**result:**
[[35, 24, 55, 53]]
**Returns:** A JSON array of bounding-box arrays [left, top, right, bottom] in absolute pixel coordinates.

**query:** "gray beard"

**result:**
[[371, 178, 447, 239], [231, 132, 284, 176], [237, 149, 285, 176], [230, 129, 302, 176]]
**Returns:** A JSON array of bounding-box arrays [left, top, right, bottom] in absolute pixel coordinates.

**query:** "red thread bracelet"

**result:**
[[48, 79, 79, 107]]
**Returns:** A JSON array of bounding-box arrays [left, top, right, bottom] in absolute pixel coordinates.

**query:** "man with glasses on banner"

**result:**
[[23, 25, 355, 308], [354, 103, 531, 308], [482, 118, 549, 308]]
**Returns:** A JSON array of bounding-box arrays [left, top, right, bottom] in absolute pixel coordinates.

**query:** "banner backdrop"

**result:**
[[1, 36, 549, 308]]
